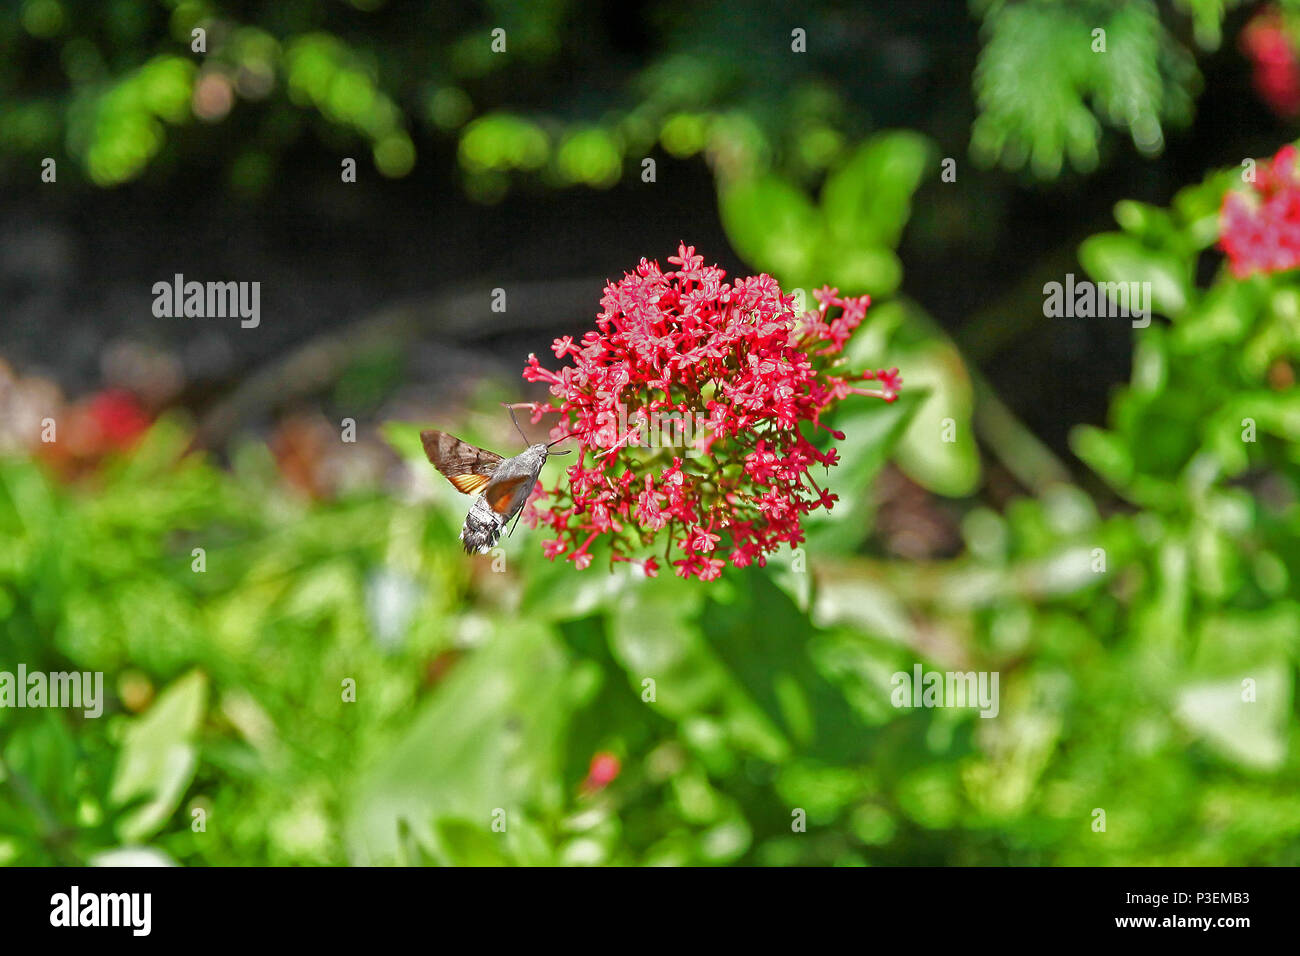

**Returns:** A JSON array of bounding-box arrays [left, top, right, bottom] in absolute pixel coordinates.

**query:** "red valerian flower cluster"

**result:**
[[1220, 143, 1300, 278], [520, 243, 900, 580]]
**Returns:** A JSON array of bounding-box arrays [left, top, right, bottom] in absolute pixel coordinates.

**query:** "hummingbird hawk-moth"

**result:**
[[421, 406, 570, 554]]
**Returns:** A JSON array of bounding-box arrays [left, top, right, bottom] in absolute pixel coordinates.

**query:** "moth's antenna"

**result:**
[[502, 403, 531, 446]]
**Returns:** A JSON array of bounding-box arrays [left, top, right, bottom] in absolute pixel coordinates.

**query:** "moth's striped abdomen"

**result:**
[[460, 496, 505, 553]]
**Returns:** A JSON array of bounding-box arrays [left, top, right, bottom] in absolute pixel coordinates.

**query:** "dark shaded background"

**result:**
[[1, 0, 1287, 460]]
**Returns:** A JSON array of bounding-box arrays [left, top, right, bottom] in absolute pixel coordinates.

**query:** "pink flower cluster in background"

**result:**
[[520, 244, 900, 579], [1220, 143, 1300, 277]]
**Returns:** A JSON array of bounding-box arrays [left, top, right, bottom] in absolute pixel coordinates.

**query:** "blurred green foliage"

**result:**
[[0, 0, 877, 195], [0, 0, 1278, 195], [4, 134, 1299, 864], [971, 0, 1200, 177]]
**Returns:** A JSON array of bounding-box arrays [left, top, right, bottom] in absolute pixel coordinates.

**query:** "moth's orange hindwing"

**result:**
[[486, 476, 531, 515]]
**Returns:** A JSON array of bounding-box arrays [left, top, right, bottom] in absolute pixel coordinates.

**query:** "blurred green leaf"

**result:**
[[1078, 232, 1190, 316], [891, 341, 980, 497], [1174, 667, 1291, 771], [718, 175, 819, 283], [109, 670, 207, 842], [345, 620, 572, 864], [821, 131, 931, 250]]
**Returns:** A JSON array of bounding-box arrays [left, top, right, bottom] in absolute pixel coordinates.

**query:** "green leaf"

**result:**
[[1171, 278, 1256, 347], [806, 387, 926, 553], [2, 714, 80, 822], [1172, 0, 1238, 51], [608, 573, 790, 762], [1174, 666, 1290, 771], [109, 669, 207, 842], [1172, 168, 1238, 248], [891, 342, 980, 497], [1071, 425, 1134, 489], [435, 818, 513, 866], [345, 620, 573, 864], [814, 241, 902, 297], [609, 571, 879, 767], [821, 130, 931, 250], [699, 570, 877, 763], [1113, 199, 1179, 246], [1078, 232, 1190, 316], [718, 174, 819, 282]]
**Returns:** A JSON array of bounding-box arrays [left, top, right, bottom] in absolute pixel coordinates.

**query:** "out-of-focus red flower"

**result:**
[[1242, 8, 1300, 118], [38, 387, 152, 479], [520, 243, 899, 579], [87, 388, 152, 448], [580, 752, 621, 794], [1219, 143, 1300, 277]]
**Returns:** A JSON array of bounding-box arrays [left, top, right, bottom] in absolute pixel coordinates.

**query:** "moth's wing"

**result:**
[[485, 474, 533, 516], [421, 430, 503, 496]]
